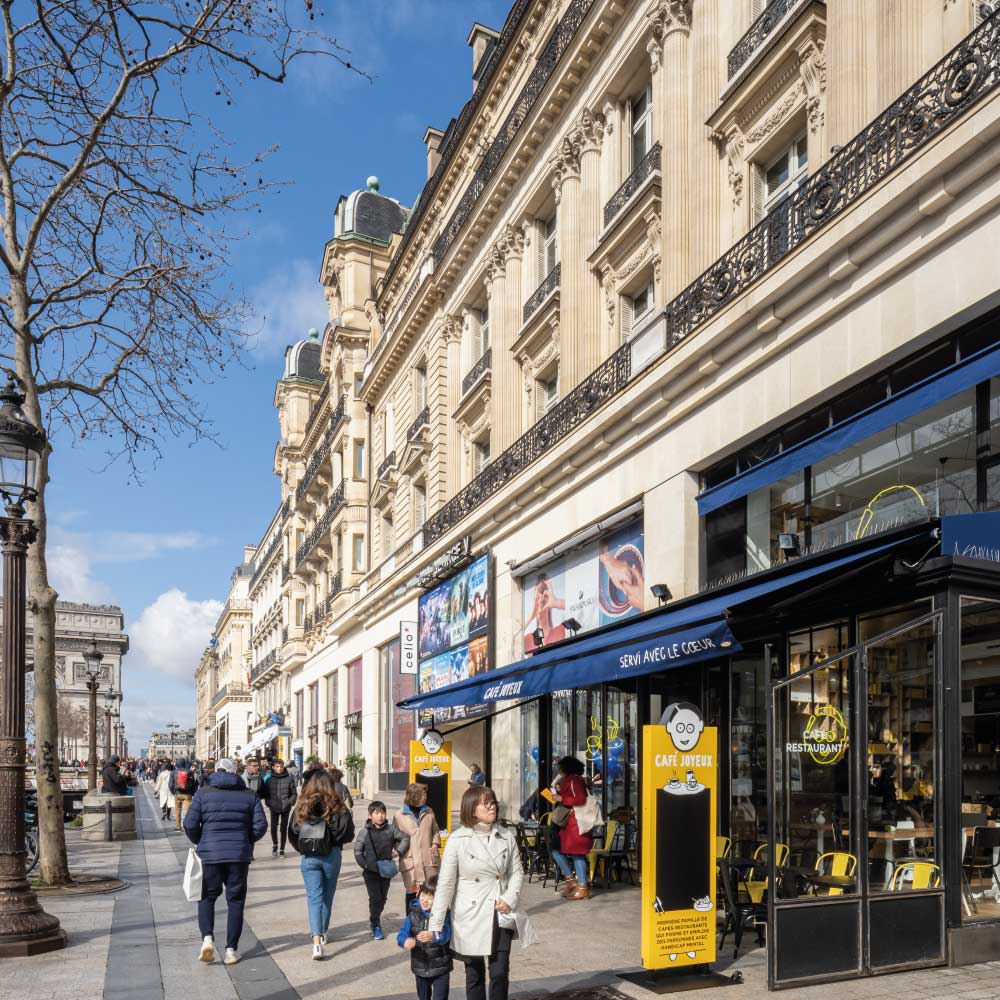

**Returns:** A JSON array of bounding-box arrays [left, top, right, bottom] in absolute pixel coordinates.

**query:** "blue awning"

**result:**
[[398, 535, 917, 711], [697, 342, 1000, 516]]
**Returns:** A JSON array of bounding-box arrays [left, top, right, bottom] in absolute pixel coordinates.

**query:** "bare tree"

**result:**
[[1, 2, 364, 884]]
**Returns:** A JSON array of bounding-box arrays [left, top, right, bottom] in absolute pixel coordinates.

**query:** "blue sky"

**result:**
[[45, 0, 511, 752]]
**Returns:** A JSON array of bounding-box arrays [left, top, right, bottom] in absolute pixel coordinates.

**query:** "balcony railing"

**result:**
[[667, 12, 1000, 348], [422, 14, 1000, 554], [331, 393, 348, 430], [728, 0, 813, 80], [213, 599, 251, 636], [423, 342, 632, 544], [523, 264, 561, 324], [318, 572, 343, 621], [407, 405, 430, 443], [603, 144, 661, 228], [301, 383, 329, 442], [282, 625, 288, 644], [295, 480, 346, 564], [376, 450, 397, 480], [211, 682, 250, 709], [251, 649, 279, 685], [462, 348, 493, 396], [249, 531, 283, 592]]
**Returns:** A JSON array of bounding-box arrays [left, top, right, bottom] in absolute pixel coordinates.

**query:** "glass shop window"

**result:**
[[730, 656, 770, 853]]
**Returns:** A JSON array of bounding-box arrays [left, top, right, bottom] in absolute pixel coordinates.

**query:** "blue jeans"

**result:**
[[300, 849, 342, 937], [550, 848, 588, 885]]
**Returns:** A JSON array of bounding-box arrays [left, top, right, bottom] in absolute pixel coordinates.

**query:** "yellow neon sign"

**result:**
[[855, 484, 926, 540]]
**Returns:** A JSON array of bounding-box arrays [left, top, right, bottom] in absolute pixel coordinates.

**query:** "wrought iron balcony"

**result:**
[[211, 682, 250, 709], [407, 405, 430, 443], [423, 342, 631, 544], [376, 450, 397, 480], [431, 0, 594, 266], [728, 0, 814, 80], [282, 625, 288, 645], [462, 348, 493, 396], [331, 393, 348, 430], [303, 611, 314, 634], [295, 480, 346, 563], [302, 383, 329, 442], [281, 559, 289, 584], [666, 12, 1000, 349], [249, 531, 283, 592], [603, 144, 661, 228], [251, 649, 279, 685], [523, 265, 561, 323]]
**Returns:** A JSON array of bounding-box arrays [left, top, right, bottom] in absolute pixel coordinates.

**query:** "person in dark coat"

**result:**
[[101, 755, 128, 795], [354, 800, 409, 939], [261, 758, 297, 857], [397, 879, 452, 1000], [183, 757, 267, 966], [244, 757, 264, 796]]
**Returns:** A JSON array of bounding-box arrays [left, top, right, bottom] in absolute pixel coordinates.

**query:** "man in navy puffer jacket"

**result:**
[[183, 757, 267, 965]]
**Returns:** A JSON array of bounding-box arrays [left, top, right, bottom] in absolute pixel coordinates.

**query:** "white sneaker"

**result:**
[[312, 941, 324, 960], [199, 936, 215, 963], [223, 948, 239, 965], [321, 931, 328, 945]]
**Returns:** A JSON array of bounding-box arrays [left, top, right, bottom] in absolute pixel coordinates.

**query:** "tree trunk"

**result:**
[[12, 282, 71, 886]]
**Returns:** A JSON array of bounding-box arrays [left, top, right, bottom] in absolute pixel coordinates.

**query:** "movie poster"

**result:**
[[523, 518, 645, 652], [417, 554, 492, 725]]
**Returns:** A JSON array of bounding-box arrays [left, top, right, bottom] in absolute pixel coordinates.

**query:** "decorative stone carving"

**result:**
[[797, 39, 827, 133], [712, 125, 747, 207], [601, 268, 618, 335], [646, 0, 693, 70], [442, 315, 463, 345], [549, 133, 582, 202], [571, 107, 607, 154], [744, 83, 805, 145]]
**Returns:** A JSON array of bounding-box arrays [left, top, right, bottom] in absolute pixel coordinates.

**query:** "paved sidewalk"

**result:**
[[7, 782, 1000, 999]]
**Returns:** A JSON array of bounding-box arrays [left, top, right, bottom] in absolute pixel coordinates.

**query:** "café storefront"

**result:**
[[399, 329, 1000, 988]]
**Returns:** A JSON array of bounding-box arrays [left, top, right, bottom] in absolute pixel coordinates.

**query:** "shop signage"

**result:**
[[784, 704, 848, 765], [417, 552, 491, 724], [641, 704, 717, 971], [408, 737, 452, 835], [323, 719, 337, 735], [345, 711, 362, 729], [522, 517, 644, 652], [400, 620, 418, 674], [942, 511, 1000, 563], [400, 619, 739, 711]]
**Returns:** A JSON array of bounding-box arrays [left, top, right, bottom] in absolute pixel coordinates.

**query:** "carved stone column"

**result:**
[[443, 315, 464, 496], [0, 514, 65, 956], [550, 131, 582, 389], [492, 224, 525, 451], [825, 0, 873, 155], [648, 0, 692, 299]]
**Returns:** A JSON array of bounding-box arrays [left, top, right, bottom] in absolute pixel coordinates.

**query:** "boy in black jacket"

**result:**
[[354, 800, 409, 939], [397, 879, 452, 1000]]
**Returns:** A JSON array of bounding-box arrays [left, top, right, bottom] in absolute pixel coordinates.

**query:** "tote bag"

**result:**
[[183, 848, 203, 902], [573, 794, 603, 836]]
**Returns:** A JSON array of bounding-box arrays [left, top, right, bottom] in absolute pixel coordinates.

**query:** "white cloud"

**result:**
[[130, 589, 223, 682], [244, 257, 328, 356], [48, 540, 113, 603]]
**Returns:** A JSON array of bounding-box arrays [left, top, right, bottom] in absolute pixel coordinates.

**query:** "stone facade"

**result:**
[[146, 728, 196, 761], [201, 0, 1000, 798]]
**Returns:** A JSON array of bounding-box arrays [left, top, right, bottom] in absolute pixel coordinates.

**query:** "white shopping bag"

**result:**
[[183, 848, 202, 902]]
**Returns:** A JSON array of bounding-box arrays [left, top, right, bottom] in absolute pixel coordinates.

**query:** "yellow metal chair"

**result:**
[[746, 842, 789, 903], [716, 836, 732, 859], [815, 851, 858, 896], [889, 861, 941, 891], [588, 819, 619, 884]]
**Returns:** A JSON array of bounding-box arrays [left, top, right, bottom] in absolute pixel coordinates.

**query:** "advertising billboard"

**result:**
[[522, 518, 644, 652], [417, 554, 491, 725]]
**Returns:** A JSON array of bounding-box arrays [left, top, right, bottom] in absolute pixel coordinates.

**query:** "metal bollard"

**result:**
[[105, 800, 113, 841]]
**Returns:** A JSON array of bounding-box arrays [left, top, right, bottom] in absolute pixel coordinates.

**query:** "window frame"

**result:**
[[762, 133, 808, 214], [630, 81, 654, 170], [353, 438, 365, 480]]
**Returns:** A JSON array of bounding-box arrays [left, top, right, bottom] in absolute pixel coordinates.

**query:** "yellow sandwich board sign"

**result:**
[[408, 737, 453, 835], [641, 704, 718, 971]]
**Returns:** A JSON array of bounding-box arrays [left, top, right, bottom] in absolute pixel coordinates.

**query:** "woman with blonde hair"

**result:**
[[393, 782, 441, 910], [430, 785, 523, 1000], [288, 768, 355, 960]]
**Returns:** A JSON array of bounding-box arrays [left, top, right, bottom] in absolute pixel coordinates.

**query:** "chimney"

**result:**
[[243, 545, 257, 565], [467, 23, 501, 91], [424, 127, 445, 179]]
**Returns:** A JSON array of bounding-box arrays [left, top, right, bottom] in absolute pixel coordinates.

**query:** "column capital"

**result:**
[[796, 37, 827, 134], [0, 516, 36, 554], [570, 107, 607, 155], [647, 0, 692, 52], [549, 133, 582, 203]]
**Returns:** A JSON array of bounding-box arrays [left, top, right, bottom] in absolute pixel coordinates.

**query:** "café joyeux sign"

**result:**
[[400, 618, 741, 711], [785, 704, 848, 766]]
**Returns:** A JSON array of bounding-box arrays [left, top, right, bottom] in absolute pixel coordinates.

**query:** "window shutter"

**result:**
[[620, 295, 633, 344], [751, 0, 763, 17], [751, 163, 766, 226], [536, 221, 546, 284]]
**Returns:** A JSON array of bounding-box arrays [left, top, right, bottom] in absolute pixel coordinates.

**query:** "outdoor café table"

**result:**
[[803, 872, 856, 894]]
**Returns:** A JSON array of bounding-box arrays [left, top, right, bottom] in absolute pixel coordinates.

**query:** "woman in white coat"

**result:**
[[155, 761, 175, 821], [429, 785, 523, 1000]]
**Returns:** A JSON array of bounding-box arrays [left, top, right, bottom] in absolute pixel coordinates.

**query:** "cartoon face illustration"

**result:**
[[663, 702, 704, 752]]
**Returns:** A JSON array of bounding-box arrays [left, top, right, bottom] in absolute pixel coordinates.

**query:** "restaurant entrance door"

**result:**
[[767, 610, 945, 989]]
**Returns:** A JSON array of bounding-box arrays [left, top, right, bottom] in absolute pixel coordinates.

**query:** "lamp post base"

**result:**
[[0, 878, 67, 956]]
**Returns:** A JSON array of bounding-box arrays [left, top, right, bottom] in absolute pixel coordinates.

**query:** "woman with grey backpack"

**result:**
[[288, 769, 355, 960]]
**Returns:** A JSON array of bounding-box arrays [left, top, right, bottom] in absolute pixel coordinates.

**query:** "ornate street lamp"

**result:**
[[103, 688, 115, 762], [0, 376, 64, 955], [82, 641, 103, 790]]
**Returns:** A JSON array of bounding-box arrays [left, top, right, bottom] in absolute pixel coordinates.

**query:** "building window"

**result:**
[[352, 534, 365, 573], [539, 214, 558, 281], [310, 683, 319, 725], [347, 658, 363, 714], [353, 439, 365, 479], [622, 280, 655, 342], [294, 598, 305, 627], [535, 372, 559, 419], [758, 134, 808, 218], [474, 438, 491, 476], [414, 484, 427, 529], [354, 372, 364, 397], [475, 308, 490, 359], [631, 82, 653, 169], [414, 363, 428, 410], [381, 513, 394, 558], [326, 672, 338, 719], [295, 689, 304, 738], [380, 638, 415, 776]]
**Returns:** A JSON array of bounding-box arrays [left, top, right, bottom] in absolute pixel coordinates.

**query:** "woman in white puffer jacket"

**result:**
[[155, 760, 175, 820]]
